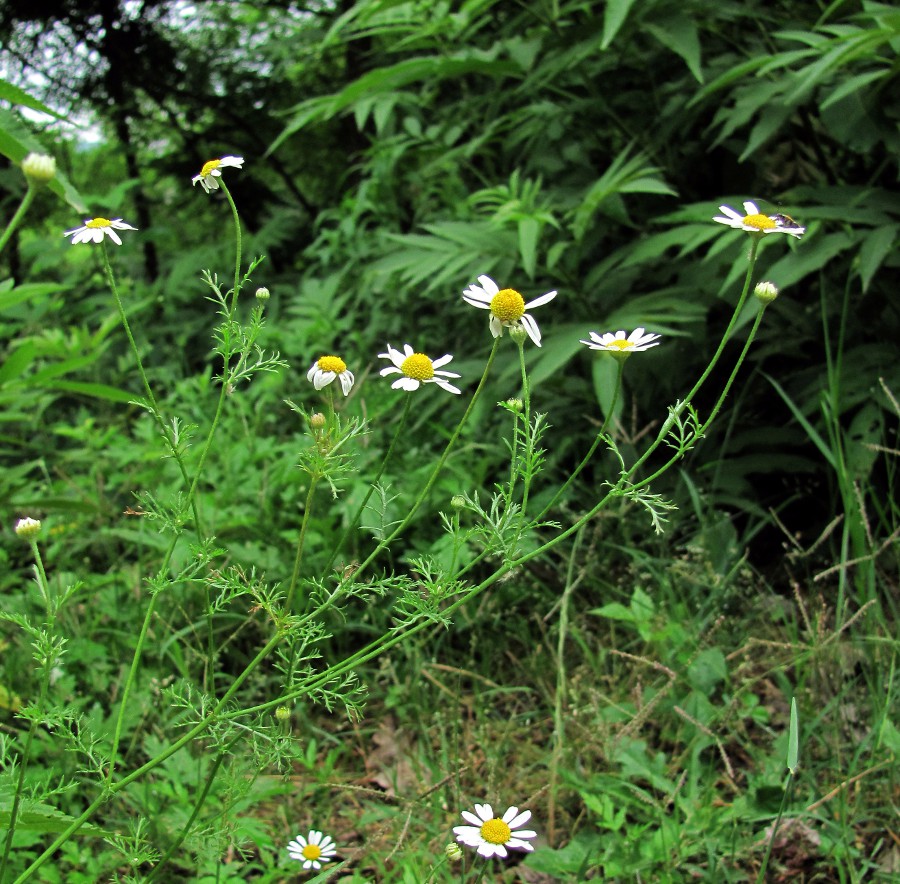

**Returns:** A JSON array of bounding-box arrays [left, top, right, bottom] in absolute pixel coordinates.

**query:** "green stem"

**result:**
[[539, 358, 625, 521], [323, 396, 413, 575], [755, 771, 795, 883], [285, 477, 320, 611], [0, 541, 52, 880], [100, 243, 203, 536], [0, 185, 35, 256], [547, 525, 585, 843]]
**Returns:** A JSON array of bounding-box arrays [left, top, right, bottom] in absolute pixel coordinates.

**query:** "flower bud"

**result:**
[[309, 412, 326, 430], [445, 843, 463, 861], [21, 153, 56, 185], [508, 324, 528, 345], [450, 494, 466, 510], [15, 517, 42, 539], [505, 397, 523, 413], [275, 706, 291, 722], [255, 286, 270, 301], [754, 281, 779, 304]]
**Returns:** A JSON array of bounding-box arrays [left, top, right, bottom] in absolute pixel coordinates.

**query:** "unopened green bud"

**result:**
[[309, 412, 326, 429], [450, 495, 466, 510], [275, 706, 291, 721], [445, 843, 463, 861], [754, 281, 779, 304], [505, 397, 523, 413], [508, 324, 528, 345], [255, 286, 270, 301], [21, 153, 56, 184], [15, 517, 42, 539]]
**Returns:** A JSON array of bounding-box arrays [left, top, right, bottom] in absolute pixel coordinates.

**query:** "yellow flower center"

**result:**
[[490, 288, 526, 323], [200, 159, 221, 177], [400, 353, 434, 380], [317, 355, 346, 373], [301, 844, 322, 861], [480, 818, 512, 845], [86, 218, 111, 229], [607, 339, 634, 351], [742, 213, 776, 231]]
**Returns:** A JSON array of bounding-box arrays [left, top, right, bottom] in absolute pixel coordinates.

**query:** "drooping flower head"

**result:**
[[713, 201, 805, 238], [453, 803, 537, 859], [378, 343, 461, 394], [580, 327, 662, 359], [63, 218, 137, 246], [463, 275, 557, 347], [192, 155, 244, 193], [286, 829, 337, 870], [21, 153, 56, 185], [307, 355, 354, 396]]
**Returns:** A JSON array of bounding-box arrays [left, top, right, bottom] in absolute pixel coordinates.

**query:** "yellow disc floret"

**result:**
[[607, 339, 634, 351], [490, 288, 526, 323], [317, 355, 347, 373], [200, 159, 221, 177], [302, 844, 322, 861], [86, 218, 112, 229], [742, 213, 776, 231], [400, 353, 435, 380], [480, 818, 512, 845]]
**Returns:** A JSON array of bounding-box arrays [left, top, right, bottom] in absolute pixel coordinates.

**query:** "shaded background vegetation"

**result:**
[[1, 0, 898, 880]]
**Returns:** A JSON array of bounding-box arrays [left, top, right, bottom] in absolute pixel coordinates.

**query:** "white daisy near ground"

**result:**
[[378, 343, 461, 394], [713, 201, 805, 238], [191, 155, 245, 192], [462, 275, 557, 347], [580, 327, 662, 354], [63, 218, 138, 245], [307, 355, 355, 396], [286, 829, 337, 870], [453, 803, 538, 859]]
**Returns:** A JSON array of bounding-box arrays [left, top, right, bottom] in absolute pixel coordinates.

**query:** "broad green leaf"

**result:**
[[517, 216, 540, 278], [49, 380, 141, 404], [858, 223, 898, 292], [787, 698, 799, 774], [0, 800, 105, 837], [0, 76, 70, 122], [647, 15, 703, 83], [602, 0, 639, 50]]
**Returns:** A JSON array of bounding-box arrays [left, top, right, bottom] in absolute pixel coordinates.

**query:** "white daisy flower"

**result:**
[[286, 829, 337, 870], [580, 327, 662, 354], [307, 355, 354, 396], [378, 343, 461, 394], [63, 217, 137, 245], [14, 517, 42, 539], [462, 275, 557, 347], [453, 803, 537, 859], [713, 201, 805, 238], [191, 155, 244, 193]]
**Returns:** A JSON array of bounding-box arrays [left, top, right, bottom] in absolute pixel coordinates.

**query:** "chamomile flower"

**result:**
[[580, 327, 662, 354], [453, 803, 537, 859], [14, 517, 42, 539], [713, 201, 805, 238], [379, 343, 461, 394], [307, 355, 354, 396], [191, 155, 244, 193], [463, 275, 557, 347], [63, 218, 137, 245], [286, 829, 337, 870]]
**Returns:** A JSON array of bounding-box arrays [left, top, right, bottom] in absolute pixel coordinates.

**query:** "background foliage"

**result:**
[[1, 0, 898, 880]]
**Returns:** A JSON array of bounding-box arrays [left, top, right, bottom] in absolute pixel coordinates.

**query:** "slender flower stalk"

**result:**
[[0, 187, 36, 256]]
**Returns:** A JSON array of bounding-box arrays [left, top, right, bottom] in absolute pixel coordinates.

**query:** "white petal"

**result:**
[[105, 228, 123, 245], [507, 836, 536, 851], [476, 275, 499, 295], [431, 354, 453, 369], [434, 369, 461, 379], [506, 807, 531, 827], [520, 313, 542, 346], [488, 315, 503, 338], [402, 343, 414, 357], [743, 200, 759, 215], [314, 371, 334, 389], [307, 364, 317, 382], [460, 812, 482, 828], [462, 291, 492, 308], [433, 378, 461, 394], [380, 366, 401, 377], [339, 371, 354, 395], [629, 327, 646, 341], [394, 377, 419, 391], [524, 290, 556, 309], [474, 804, 493, 821]]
